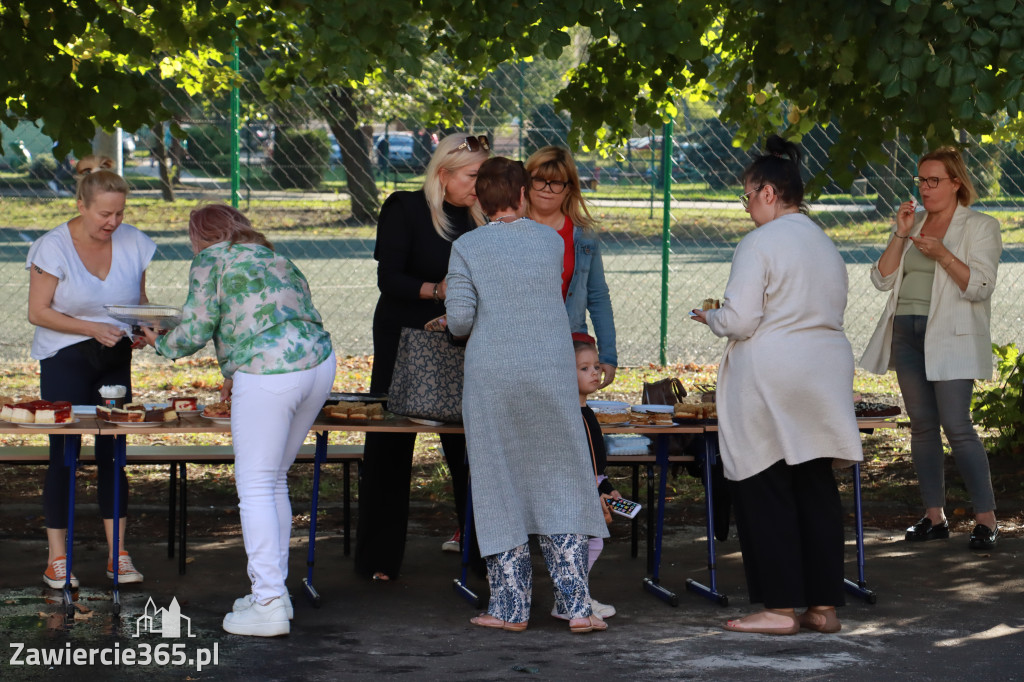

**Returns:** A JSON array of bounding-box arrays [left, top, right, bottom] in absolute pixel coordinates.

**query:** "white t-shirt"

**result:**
[[26, 222, 157, 359]]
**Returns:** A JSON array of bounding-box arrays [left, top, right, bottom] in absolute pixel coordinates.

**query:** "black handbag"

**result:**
[[642, 377, 686, 405], [387, 327, 465, 423]]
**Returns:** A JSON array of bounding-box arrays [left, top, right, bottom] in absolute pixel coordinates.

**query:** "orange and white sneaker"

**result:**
[[106, 552, 144, 583], [43, 556, 79, 589]]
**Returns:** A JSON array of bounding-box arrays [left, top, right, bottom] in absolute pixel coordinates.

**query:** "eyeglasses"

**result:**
[[448, 135, 490, 154], [530, 177, 569, 194], [913, 176, 951, 188], [740, 185, 764, 208]]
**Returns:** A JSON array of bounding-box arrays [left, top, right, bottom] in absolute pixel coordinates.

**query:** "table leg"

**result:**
[[452, 476, 482, 608], [62, 434, 81, 617], [343, 461, 352, 556], [630, 464, 639, 559], [178, 463, 187, 575], [645, 462, 654, 573], [642, 434, 679, 606], [684, 432, 728, 606], [301, 431, 328, 607], [843, 462, 877, 603], [111, 434, 126, 617], [167, 463, 177, 559]]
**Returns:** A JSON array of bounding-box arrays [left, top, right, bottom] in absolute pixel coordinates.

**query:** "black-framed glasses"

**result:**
[[740, 185, 764, 208], [913, 176, 951, 188], [448, 135, 490, 154], [530, 177, 569, 194]]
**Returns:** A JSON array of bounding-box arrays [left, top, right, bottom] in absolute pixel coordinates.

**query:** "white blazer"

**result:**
[[860, 204, 1001, 381]]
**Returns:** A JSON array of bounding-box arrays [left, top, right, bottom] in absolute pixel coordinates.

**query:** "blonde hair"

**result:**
[[919, 147, 977, 206], [524, 146, 595, 230], [75, 155, 128, 206], [423, 134, 489, 240], [189, 203, 273, 251]]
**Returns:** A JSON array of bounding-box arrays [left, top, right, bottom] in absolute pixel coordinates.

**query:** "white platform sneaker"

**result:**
[[222, 596, 290, 637], [233, 592, 294, 619]]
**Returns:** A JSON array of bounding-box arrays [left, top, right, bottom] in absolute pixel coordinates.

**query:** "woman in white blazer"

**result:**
[[692, 136, 863, 636], [862, 147, 1002, 550]]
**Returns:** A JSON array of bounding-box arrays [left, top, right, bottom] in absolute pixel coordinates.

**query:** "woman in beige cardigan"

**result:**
[[862, 147, 1002, 550], [692, 136, 862, 635]]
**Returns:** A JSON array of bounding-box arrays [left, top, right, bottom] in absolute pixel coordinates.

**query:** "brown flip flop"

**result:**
[[724, 610, 800, 635], [799, 608, 842, 633], [470, 614, 528, 632], [569, 614, 608, 633]]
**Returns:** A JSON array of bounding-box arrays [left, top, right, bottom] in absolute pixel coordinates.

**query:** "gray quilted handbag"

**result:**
[[387, 327, 465, 423]]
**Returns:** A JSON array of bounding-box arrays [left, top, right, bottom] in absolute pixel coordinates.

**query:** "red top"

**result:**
[[557, 215, 575, 301]]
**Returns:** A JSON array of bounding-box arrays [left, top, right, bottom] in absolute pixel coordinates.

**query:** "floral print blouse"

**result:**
[[154, 241, 332, 378]]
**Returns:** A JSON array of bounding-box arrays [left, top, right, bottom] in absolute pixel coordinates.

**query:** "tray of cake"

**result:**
[[322, 401, 387, 424], [628, 404, 676, 427], [673, 401, 717, 423], [586, 400, 630, 426], [98, 402, 178, 426], [0, 398, 78, 426]]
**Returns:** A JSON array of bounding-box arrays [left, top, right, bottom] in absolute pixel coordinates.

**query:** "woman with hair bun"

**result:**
[[27, 155, 154, 589], [143, 203, 335, 637], [691, 135, 863, 635]]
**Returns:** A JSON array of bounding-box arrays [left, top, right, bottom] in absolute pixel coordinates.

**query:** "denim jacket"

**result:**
[[566, 225, 617, 366]]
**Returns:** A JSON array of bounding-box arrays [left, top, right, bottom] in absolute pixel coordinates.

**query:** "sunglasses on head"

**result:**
[[448, 135, 490, 154]]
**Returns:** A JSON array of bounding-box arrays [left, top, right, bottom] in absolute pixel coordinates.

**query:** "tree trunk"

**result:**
[[326, 86, 379, 223], [152, 121, 175, 202]]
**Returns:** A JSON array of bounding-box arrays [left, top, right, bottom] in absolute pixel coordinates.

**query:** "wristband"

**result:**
[[432, 282, 441, 303], [893, 233, 910, 239], [942, 256, 955, 269]]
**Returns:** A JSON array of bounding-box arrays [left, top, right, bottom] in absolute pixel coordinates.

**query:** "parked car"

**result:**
[[373, 132, 428, 173]]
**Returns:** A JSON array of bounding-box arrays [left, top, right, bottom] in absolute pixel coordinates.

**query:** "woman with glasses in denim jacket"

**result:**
[[862, 147, 1002, 550], [355, 133, 490, 582], [525, 147, 617, 389]]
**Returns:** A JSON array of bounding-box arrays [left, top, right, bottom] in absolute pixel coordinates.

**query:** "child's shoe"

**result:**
[[43, 556, 79, 589], [590, 598, 616, 619]]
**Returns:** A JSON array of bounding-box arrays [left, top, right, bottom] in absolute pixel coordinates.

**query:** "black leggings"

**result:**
[[41, 338, 132, 528]]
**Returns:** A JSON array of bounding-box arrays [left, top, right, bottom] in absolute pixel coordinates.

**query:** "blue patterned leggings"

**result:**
[[484, 533, 592, 623]]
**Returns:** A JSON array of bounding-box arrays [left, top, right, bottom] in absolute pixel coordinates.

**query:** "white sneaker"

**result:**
[[591, 598, 616, 619], [442, 529, 461, 553], [222, 596, 290, 637], [550, 606, 570, 621], [233, 592, 294, 619]]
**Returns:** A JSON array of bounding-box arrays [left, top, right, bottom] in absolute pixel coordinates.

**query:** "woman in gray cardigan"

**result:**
[[445, 157, 609, 634], [862, 147, 1002, 550]]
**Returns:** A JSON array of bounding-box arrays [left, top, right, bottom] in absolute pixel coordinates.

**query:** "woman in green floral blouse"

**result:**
[[142, 204, 335, 637]]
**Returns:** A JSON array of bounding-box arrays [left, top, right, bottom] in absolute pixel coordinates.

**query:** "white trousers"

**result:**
[[231, 353, 336, 601]]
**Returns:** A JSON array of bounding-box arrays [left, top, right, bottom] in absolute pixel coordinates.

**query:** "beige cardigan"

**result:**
[[860, 204, 1002, 381]]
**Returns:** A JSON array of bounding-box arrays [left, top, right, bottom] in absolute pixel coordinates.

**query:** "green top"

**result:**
[[155, 241, 332, 378], [895, 245, 935, 317]]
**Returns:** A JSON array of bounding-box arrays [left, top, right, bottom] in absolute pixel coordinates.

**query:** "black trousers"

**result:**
[[354, 431, 478, 579], [40, 338, 133, 528], [354, 312, 479, 579], [731, 458, 846, 608]]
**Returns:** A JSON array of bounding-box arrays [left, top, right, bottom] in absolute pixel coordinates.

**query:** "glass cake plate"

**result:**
[[104, 304, 182, 330]]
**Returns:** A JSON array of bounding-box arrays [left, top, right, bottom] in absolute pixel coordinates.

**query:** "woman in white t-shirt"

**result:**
[[26, 156, 156, 589]]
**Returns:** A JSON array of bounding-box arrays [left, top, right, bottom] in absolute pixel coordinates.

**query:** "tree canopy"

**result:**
[[5, 0, 1024, 183]]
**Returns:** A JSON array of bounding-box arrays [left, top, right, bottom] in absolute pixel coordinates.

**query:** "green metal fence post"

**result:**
[[660, 120, 673, 366], [230, 35, 240, 209]]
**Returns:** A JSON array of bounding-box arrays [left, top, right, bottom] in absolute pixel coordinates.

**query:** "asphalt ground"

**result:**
[[1, 512, 1023, 681]]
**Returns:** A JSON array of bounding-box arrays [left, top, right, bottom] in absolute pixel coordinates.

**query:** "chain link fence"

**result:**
[[1, 56, 1022, 366]]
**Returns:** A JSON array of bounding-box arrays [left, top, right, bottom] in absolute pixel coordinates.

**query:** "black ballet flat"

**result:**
[[905, 517, 949, 542], [968, 524, 998, 550]]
